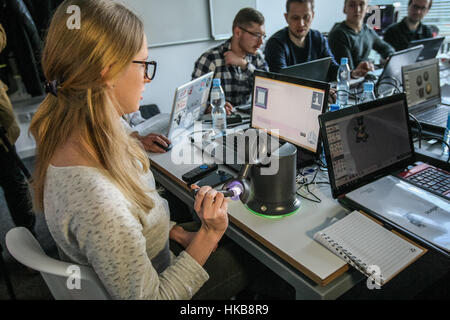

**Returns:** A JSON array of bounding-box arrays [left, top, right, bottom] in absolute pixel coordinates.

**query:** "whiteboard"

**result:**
[[122, 0, 211, 47], [209, 0, 258, 40]]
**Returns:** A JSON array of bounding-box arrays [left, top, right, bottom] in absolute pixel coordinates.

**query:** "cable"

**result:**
[[375, 81, 402, 97], [296, 165, 330, 203], [408, 113, 423, 149], [414, 134, 450, 163]]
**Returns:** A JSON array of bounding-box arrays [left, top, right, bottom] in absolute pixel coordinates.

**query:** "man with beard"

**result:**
[[383, 0, 436, 51], [192, 8, 268, 112]]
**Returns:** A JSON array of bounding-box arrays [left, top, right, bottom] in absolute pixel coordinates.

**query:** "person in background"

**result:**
[[29, 0, 266, 300], [192, 7, 269, 113], [264, 0, 369, 101], [0, 23, 35, 234], [383, 0, 436, 51], [327, 0, 395, 77]]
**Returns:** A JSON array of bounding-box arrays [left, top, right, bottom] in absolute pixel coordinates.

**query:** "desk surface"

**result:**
[[148, 133, 355, 290]]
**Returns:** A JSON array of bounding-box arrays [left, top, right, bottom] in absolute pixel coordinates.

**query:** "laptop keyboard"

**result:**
[[416, 106, 449, 127], [402, 165, 450, 198]]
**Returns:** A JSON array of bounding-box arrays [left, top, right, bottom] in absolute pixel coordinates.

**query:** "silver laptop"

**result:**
[[375, 45, 424, 97], [134, 72, 214, 139], [402, 58, 450, 131]]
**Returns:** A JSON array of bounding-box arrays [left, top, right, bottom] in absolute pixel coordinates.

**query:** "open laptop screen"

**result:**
[[251, 70, 330, 155], [402, 59, 441, 109], [319, 94, 414, 198]]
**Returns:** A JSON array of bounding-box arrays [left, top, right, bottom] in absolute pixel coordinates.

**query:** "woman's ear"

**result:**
[[101, 65, 114, 89]]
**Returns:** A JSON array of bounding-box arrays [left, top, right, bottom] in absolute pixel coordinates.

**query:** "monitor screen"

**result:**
[[251, 71, 329, 154], [320, 94, 413, 196], [402, 59, 440, 108]]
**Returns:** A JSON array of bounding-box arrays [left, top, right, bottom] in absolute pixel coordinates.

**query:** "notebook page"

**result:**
[[314, 211, 424, 284]]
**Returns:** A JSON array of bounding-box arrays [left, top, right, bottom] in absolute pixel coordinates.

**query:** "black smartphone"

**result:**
[[196, 170, 234, 188]]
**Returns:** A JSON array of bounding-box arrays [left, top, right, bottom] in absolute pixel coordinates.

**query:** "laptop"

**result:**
[[279, 57, 332, 82], [408, 36, 445, 61], [319, 93, 450, 256], [402, 58, 450, 132], [133, 72, 214, 139], [373, 45, 424, 97], [194, 70, 330, 170]]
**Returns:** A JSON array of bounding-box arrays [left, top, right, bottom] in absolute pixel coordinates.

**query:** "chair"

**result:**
[[5, 227, 111, 300], [139, 104, 160, 119], [0, 243, 16, 299]]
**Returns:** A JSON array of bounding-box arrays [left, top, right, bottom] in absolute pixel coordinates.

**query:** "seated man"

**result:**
[[192, 7, 268, 111], [265, 0, 339, 78], [383, 0, 436, 51], [328, 0, 395, 76]]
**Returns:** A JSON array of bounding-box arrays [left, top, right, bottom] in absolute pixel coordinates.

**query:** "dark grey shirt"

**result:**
[[383, 18, 435, 51], [328, 22, 395, 70]]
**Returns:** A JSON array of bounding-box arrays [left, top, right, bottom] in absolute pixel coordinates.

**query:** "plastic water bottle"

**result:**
[[210, 78, 227, 136], [443, 112, 450, 158], [329, 104, 340, 112], [337, 58, 350, 108], [360, 82, 376, 103]]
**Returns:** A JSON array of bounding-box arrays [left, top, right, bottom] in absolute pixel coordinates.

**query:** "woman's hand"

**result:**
[[138, 133, 171, 153], [192, 185, 229, 238]]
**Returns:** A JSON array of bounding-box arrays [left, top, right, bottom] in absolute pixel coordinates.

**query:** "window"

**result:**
[[370, 0, 450, 36]]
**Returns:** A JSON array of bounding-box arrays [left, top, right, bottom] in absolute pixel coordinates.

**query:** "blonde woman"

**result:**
[[30, 0, 257, 300]]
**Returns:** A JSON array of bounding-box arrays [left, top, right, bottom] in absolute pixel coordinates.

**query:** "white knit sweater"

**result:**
[[44, 165, 209, 299]]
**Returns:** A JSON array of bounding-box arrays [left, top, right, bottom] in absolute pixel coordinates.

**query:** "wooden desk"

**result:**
[[148, 134, 364, 300]]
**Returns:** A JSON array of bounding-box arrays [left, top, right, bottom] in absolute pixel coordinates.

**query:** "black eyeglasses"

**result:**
[[132, 60, 157, 80], [238, 26, 267, 40]]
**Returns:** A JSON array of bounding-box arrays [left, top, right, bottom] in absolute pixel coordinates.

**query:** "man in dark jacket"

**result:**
[[265, 0, 374, 81], [383, 0, 436, 51]]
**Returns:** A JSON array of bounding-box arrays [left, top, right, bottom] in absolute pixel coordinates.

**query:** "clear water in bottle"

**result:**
[[360, 82, 376, 103], [210, 78, 227, 136], [443, 112, 450, 158], [337, 58, 350, 107]]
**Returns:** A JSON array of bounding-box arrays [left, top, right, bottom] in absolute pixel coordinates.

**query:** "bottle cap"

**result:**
[[213, 78, 221, 87], [329, 104, 340, 112], [447, 112, 450, 128], [363, 82, 374, 92], [340, 58, 348, 65]]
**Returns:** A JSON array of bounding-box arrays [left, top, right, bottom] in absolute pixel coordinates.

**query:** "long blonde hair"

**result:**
[[30, 0, 154, 213]]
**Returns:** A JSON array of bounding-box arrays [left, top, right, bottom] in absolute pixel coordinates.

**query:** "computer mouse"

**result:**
[[364, 73, 378, 82], [154, 141, 173, 152]]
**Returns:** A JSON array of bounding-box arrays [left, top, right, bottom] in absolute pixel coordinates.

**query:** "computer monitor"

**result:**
[[364, 4, 399, 35], [402, 58, 441, 110], [250, 70, 330, 164], [319, 93, 413, 198]]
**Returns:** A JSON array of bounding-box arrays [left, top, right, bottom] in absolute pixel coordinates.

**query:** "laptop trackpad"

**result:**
[[346, 175, 450, 253]]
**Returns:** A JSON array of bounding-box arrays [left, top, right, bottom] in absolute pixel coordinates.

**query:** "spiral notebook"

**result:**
[[314, 211, 426, 286]]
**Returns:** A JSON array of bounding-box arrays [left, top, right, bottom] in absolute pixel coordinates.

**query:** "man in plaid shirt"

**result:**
[[192, 8, 269, 113]]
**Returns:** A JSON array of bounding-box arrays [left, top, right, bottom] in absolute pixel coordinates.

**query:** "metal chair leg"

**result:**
[[0, 243, 16, 300]]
